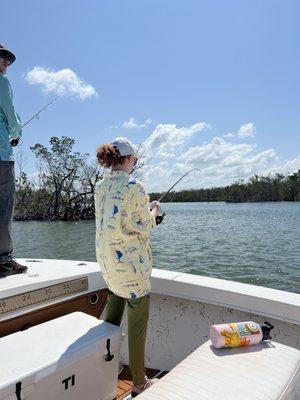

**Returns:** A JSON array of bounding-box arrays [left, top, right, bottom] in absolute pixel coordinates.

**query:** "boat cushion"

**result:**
[[136, 340, 300, 399]]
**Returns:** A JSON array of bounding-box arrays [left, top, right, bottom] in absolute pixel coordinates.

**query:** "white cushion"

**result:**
[[137, 341, 300, 400]]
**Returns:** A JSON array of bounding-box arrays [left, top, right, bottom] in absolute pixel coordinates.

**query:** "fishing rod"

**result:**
[[152, 168, 200, 224], [10, 96, 61, 147], [158, 168, 200, 202], [22, 95, 61, 128]]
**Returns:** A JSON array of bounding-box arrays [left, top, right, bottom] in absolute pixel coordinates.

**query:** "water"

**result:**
[[12, 202, 300, 294]]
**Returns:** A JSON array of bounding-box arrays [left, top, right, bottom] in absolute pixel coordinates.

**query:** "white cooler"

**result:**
[[0, 312, 121, 400]]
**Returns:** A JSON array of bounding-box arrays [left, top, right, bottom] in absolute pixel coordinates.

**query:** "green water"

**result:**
[[13, 202, 300, 294]]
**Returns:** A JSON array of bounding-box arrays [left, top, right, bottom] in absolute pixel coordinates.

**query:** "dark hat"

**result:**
[[0, 43, 16, 64]]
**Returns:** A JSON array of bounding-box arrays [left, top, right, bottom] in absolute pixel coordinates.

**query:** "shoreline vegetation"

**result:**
[[14, 136, 300, 221]]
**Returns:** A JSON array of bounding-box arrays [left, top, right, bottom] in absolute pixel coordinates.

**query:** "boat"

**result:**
[[0, 258, 299, 399]]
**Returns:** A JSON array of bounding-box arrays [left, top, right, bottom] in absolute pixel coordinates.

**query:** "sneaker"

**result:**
[[118, 361, 124, 375], [131, 377, 159, 398], [0, 259, 28, 277]]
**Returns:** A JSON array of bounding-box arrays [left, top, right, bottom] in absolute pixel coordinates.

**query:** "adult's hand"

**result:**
[[9, 137, 20, 147]]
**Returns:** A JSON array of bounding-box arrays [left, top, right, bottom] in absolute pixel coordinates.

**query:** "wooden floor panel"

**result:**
[[116, 365, 161, 399]]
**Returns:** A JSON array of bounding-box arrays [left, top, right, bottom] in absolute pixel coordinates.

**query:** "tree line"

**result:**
[[14, 136, 300, 221], [150, 172, 300, 203], [15, 136, 102, 221]]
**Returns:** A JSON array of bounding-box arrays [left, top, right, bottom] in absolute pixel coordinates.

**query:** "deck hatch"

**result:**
[[0, 277, 89, 316]]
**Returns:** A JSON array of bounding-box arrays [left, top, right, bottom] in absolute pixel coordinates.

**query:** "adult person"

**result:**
[[0, 43, 27, 275], [95, 137, 160, 397]]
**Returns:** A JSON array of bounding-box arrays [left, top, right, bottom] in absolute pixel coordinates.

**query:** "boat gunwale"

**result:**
[[0, 259, 299, 326]]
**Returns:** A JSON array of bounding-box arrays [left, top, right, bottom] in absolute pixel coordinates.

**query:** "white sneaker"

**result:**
[[118, 361, 124, 375], [131, 376, 159, 397]]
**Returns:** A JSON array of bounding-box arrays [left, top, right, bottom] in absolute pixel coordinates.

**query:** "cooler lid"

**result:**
[[0, 312, 120, 390]]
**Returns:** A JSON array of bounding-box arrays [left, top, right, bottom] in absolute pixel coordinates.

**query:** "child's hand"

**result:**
[[150, 200, 161, 210], [150, 201, 161, 217]]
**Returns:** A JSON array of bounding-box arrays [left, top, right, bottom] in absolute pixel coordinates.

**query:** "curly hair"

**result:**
[[96, 144, 126, 168]]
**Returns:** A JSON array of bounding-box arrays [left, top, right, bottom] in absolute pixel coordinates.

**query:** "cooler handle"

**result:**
[[105, 338, 114, 362]]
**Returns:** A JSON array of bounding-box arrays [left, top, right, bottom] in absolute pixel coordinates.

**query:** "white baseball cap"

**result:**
[[112, 137, 138, 156]]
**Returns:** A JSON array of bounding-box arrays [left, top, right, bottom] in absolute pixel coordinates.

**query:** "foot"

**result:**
[[0, 259, 28, 276], [118, 361, 124, 375], [132, 377, 158, 397]]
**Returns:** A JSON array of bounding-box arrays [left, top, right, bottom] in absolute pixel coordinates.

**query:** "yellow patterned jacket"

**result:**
[[95, 170, 156, 299]]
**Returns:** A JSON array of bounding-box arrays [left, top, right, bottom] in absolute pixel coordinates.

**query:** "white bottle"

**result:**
[[210, 321, 273, 349]]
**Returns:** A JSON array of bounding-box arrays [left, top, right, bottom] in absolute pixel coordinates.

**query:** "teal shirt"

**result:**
[[0, 74, 22, 161]]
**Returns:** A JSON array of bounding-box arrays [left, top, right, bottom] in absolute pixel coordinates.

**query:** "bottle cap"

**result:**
[[261, 321, 274, 340]]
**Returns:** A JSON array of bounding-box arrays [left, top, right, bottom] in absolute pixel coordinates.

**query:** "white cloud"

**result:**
[[261, 155, 300, 176], [122, 117, 153, 129], [177, 139, 276, 185], [144, 121, 209, 157], [25, 66, 98, 99], [99, 117, 299, 192], [179, 139, 255, 164], [238, 123, 255, 138], [105, 117, 154, 131], [158, 152, 176, 159], [225, 123, 256, 139], [138, 123, 300, 192], [245, 149, 276, 165]]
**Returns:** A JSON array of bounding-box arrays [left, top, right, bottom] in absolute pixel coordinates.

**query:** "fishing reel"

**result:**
[[156, 211, 166, 225], [150, 201, 166, 225], [9, 137, 20, 147]]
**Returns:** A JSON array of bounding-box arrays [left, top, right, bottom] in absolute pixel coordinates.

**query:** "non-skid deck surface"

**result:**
[[116, 366, 160, 399]]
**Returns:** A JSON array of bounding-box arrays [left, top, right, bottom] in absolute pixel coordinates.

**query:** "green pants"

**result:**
[[103, 290, 150, 386]]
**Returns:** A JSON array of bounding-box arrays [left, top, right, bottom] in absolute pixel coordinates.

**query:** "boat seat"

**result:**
[[136, 340, 300, 399]]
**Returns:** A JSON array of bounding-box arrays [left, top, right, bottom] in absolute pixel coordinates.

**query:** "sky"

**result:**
[[1, 0, 300, 192]]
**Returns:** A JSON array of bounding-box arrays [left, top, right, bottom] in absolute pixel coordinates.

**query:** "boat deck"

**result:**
[[116, 366, 163, 399]]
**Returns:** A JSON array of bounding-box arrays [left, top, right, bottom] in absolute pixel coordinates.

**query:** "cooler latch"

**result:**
[[15, 382, 22, 400], [105, 338, 114, 361]]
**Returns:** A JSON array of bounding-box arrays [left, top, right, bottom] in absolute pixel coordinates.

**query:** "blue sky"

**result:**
[[2, 0, 300, 191]]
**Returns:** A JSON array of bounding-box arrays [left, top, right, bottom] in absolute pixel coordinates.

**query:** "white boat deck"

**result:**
[[0, 259, 106, 299], [0, 259, 300, 398]]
